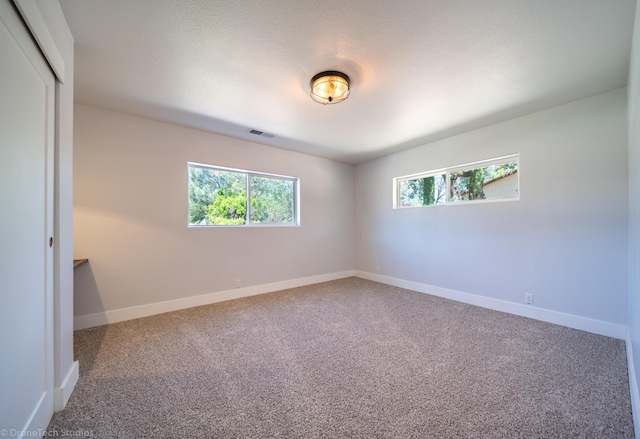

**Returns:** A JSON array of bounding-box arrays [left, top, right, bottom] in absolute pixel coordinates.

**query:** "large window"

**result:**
[[394, 155, 519, 208], [188, 163, 299, 226]]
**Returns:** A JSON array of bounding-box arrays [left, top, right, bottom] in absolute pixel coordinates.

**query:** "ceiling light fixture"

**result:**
[[310, 71, 350, 105]]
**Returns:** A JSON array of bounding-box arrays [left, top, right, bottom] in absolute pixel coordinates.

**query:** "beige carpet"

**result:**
[[47, 277, 634, 438]]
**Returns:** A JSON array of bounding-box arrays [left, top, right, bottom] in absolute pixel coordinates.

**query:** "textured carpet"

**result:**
[[47, 277, 634, 438]]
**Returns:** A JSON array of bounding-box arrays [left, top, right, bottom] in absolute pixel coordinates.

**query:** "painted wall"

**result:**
[[73, 104, 354, 319], [627, 0, 640, 435], [355, 89, 628, 326]]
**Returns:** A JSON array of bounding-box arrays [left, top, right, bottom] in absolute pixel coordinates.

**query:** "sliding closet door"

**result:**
[[0, 0, 56, 435]]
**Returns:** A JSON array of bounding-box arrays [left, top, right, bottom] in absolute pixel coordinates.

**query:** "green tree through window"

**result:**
[[399, 174, 446, 207], [396, 155, 519, 208], [188, 164, 297, 226]]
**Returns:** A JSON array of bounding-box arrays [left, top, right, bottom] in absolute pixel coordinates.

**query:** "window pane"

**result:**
[[189, 167, 247, 225], [249, 176, 295, 224], [189, 163, 299, 227], [449, 161, 518, 202], [398, 174, 446, 207]]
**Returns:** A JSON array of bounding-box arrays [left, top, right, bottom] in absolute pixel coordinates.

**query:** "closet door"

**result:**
[[0, 0, 55, 435]]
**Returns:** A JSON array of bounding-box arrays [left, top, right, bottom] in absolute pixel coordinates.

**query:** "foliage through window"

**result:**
[[398, 173, 446, 207], [188, 163, 298, 226], [394, 155, 519, 208]]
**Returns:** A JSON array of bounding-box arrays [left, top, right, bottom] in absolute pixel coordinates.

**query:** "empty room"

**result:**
[[2, 0, 640, 437]]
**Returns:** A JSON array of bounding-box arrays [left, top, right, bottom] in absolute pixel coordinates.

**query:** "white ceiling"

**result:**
[[59, 0, 637, 163]]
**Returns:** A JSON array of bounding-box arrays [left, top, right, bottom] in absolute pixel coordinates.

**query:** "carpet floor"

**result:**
[[47, 277, 634, 438]]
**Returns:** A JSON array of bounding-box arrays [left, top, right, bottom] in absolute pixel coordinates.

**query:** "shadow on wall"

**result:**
[[73, 262, 105, 328]]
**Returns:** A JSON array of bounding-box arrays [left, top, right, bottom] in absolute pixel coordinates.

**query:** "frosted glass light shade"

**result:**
[[310, 71, 350, 105]]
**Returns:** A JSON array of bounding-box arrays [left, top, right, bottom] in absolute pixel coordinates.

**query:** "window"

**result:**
[[188, 163, 299, 226], [398, 173, 446, 207], [394, 155, 519, 209]]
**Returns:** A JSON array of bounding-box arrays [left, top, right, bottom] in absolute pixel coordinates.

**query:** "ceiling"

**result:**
[[58, 0, 637, 164]]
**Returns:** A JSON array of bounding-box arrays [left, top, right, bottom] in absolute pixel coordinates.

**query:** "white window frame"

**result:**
[[393, 168, 447, 209], [393, 154, 519, 209], [188, 162, 300, 227]]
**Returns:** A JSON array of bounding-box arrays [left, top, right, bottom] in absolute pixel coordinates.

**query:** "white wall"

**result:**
[[627, 1, 640, 435], [355, 89, 628, 329], [73, 104, 354, 324]]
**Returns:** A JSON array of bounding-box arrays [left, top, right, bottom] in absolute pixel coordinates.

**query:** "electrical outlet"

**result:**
[[235, 279, 242, 288], [525, 293, 534, 305]]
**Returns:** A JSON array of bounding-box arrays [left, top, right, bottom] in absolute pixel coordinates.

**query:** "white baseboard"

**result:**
[[354, 271, 627, 340], [75, 269, 627, 339], [54, 360, 79, 411], [11, 356, 77, 434], [627, 329, 640, 438], [74, 270, 355, 330]]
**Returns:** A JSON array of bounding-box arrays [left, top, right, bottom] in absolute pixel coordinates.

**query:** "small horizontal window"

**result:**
[[398, 173, 446, 207], [394, 155, 519, 209], [188, 163, 299, 227]]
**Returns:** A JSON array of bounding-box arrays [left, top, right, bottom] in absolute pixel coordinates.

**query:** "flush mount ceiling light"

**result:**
[[310, 71, 350, 105]]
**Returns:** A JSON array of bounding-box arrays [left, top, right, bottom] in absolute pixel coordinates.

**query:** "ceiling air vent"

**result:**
[[248, 128, 276, 139]]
